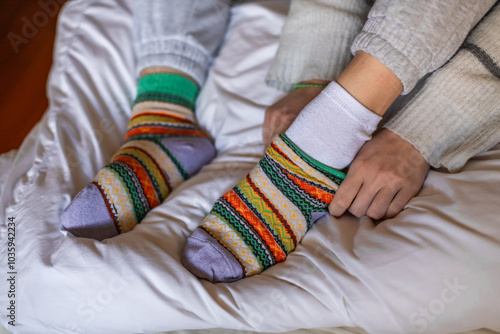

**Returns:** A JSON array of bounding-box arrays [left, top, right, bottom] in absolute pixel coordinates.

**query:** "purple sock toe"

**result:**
[[181, 228, 244, 283], [61, 184, 119, 241], [161, 137, 215, 176]]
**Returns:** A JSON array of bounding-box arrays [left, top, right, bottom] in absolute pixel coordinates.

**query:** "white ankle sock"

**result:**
[[285, 81, 382, 169]]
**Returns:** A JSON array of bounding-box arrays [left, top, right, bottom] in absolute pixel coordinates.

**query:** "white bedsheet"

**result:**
[[1, 1, 500, 334]]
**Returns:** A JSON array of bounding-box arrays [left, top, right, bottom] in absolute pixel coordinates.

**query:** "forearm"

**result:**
[[133, 0, 231, 86]]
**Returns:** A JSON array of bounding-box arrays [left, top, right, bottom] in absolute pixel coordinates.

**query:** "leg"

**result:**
[[182, 52, 403, 282], [61, 0, 232, 240], [61, 73, 215, 239]]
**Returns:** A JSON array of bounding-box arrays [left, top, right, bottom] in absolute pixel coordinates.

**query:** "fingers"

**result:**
[[263, 108, 295, 146], [347, 183, 378, 218], [327, 129, 431, 221], [262, 104, 293, 146], [329, 172, 363, 217], [332, 181, 417, 220], [384, 187, 417, 219], [263, 85, 327, 146], [331, 182, 407, 220], [262, 108, 275, 146], [366, 187, 397, 220]]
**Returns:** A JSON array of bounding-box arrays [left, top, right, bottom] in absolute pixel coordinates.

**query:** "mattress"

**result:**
[[1, 0, 499, 333]]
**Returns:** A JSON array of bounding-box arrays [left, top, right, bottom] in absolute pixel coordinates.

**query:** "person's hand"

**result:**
[[329, 129, 430, 220], [262, 80, 330, 146]]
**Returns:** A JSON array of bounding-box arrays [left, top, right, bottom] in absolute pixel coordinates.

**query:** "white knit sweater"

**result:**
[[266, 0, 499, 171], [384, 4, 500, 171]]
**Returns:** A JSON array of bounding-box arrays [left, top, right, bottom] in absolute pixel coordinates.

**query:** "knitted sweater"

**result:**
[[266, 0, 498, 170], [134, 0, 499, 171], [385, 4, 500, 171]]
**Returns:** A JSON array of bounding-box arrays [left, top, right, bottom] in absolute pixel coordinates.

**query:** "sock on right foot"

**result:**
[[181, 81, 382, 282], [286, 81, 382, 170]]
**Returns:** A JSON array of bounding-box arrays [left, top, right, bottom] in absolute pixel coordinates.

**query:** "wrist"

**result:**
[[336, 51, 402, 116]]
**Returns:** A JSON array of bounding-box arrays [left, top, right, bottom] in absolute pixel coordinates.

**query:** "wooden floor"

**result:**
[[0, 1, 66, 154]]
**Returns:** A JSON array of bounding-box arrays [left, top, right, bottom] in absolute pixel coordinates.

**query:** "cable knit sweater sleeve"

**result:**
[[265, 0, 371, 91], [351, 0, 496, 94], [384, 4, 500, 171], [266, 0, 498, 171]]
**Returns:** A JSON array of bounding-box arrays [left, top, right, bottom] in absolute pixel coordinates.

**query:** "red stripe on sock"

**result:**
[[112, 155, 160, 208], [246, 175, 298, 248], [284, 170, 334, 204], [223, 191, 287, 263], [125, 145, 172, 196], [125, 126, 207, 140]]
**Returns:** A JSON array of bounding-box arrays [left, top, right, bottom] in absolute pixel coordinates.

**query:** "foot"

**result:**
[[181, 134, 345, 282], [61, 73, 215, 240]]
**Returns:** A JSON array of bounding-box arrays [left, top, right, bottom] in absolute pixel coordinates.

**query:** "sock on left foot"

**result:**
[[61, 74, 215, 240]]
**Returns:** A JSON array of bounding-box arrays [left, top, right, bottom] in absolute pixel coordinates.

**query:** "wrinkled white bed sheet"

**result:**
[[1, 1, 500, 334]]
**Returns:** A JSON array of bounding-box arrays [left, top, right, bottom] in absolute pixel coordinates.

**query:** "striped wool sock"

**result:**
[[61, 73, 215, 240], [181, 134, 345, 282]]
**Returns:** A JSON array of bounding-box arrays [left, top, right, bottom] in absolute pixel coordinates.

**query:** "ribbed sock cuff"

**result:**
[[280, 134, 346, 182], [285, 81, 382, 169], [135, 73, 199, 110]]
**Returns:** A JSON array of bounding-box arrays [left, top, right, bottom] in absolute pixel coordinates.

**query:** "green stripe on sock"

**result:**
[[104, 164, 140, 222], [135, 92, 194, 110], [259, 156, 323, 226], [280, 134, 346, 182], [136, 73, 199, 109]]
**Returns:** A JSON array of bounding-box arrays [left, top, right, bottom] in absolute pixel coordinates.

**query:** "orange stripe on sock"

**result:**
[[246, 174, 298, 248], [123, 145, 172, 197], [112, 155, 160, 208], [125, 126, 207, 140], [223, 191, 287, 262], [284, 170, 334, 204]]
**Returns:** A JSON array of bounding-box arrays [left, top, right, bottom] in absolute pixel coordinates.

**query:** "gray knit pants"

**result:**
[[133, 0, 233, 86]]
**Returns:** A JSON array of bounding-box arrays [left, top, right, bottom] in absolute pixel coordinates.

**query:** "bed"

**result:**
[[1, 0, 500, 333]]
